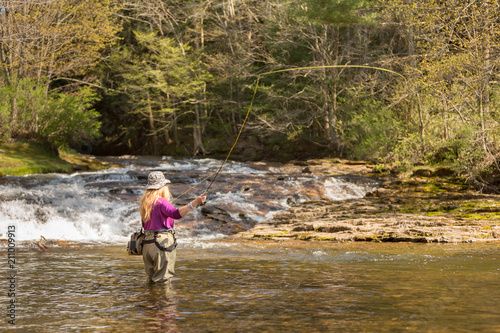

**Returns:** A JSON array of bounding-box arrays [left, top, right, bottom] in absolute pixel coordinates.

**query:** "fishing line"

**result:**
[[171, 76, 259, 203], [172, 65, 406, 203]]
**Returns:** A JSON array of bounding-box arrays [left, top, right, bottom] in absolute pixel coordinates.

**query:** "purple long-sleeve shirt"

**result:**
[[143, 198, 182, 230]]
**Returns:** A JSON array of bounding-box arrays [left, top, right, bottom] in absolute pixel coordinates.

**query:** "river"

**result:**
[[0, 157, 499, 332]]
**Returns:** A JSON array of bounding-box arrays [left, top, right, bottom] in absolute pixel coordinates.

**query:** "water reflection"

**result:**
[[139, 285, 179, 332]]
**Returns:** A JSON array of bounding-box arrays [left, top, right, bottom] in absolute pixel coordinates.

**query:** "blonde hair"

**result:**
[[139, 186, 172, 224]]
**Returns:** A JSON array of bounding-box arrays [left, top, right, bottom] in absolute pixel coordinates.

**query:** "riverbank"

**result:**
[[0, 141, 116, 176], [234, 159, 500, 243]]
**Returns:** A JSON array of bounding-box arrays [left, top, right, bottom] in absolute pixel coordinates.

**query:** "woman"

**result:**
[[139, 171, 206, 285]]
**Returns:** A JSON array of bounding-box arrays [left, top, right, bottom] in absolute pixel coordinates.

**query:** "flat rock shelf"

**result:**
[[234, 168, 500, 243]]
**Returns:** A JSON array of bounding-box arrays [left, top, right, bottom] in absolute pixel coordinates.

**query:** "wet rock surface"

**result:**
[[234, 163, 500, 243]]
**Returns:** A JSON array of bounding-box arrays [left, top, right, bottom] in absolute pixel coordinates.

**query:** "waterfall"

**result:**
[[0, 171, 138, 242]]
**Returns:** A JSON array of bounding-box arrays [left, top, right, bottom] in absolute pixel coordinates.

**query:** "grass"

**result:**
[[0, 141, 114, 176], [0, 141, 74, 176]]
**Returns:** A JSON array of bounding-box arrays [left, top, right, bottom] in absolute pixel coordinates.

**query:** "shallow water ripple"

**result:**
[[3, 242, 500, 332]]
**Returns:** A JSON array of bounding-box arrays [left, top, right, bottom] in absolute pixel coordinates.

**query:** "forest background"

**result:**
[[1, 0, 500, 192]]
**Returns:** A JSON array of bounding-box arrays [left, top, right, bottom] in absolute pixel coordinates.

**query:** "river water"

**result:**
[[1, 157, 499, 332], [5, 242, 500, 332]]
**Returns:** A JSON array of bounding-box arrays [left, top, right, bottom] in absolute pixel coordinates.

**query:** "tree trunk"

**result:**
[[193, 104, 206, 155], [408, 25, 416, 67], [173, 110, 179, 147], [480, 46, 492, 154], [147, 92, 159, 154]]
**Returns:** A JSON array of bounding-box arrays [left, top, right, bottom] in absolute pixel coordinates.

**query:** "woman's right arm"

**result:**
[[178, 193, 207, 217]]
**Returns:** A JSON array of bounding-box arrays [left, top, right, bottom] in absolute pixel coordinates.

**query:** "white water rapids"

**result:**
[[0, 157, 379, 243]]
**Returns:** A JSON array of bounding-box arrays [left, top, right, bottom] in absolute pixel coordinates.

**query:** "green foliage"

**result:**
[[123, 31, 210, 100], [54, 0, 497, 189], [0, 78, 46, 140], [106, 30, 212, 152], [40, 87, 101, 148], [292, 0, 375, 25], [0, 0, 121, 83], [0, 78, 101, 148], [391, 133, 423, 165], [343, 97, 401, 161], [381, 0, 500, 189]]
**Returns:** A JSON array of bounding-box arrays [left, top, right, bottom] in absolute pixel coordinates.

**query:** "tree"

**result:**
[[0, 77, 100, 147], [382, 0, 500, 190], [249, 0, 387, 156], [116, 0, 215, 155], [0, 0, 120, 85], [0, 0, 120, 144], [110, 31, 211, 154]]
